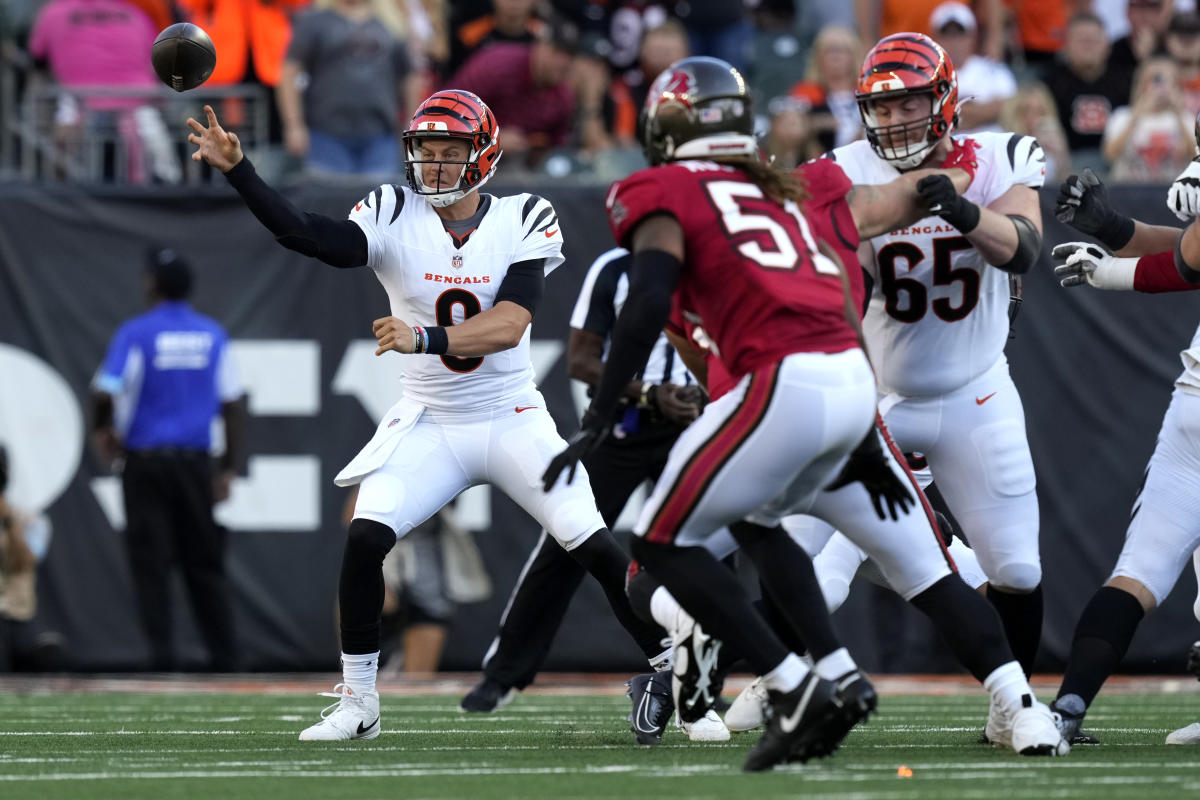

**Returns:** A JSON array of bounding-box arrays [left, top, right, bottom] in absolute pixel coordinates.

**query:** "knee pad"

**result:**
[[990, 561, 1041, 593], [347, 517, 398, 560]]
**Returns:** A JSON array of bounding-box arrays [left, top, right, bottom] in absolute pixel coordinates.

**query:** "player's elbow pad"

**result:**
[[1174, 232, 1200, 285], [995, 215, 1041, 274]]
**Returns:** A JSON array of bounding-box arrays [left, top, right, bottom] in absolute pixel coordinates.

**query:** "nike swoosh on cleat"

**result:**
[[778, 678, 820, 734], [357, 718, 379, 735], [975, 392, 998, 405], [633, 692, 658, 733]]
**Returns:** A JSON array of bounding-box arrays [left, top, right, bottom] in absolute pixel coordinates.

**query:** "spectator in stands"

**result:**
[[1048, 11, 1133, 170], [594, 19, 689, 152], [1108, 0, 1171, 76], [1165, 12, 1200, 119], [0, 444, 65, 672], [999, 82, 1071, 182], [91, 247, 246, 672], [447, 16, 578, 168], [673, 0, 752, 72], [446, 0, 543, 79], [857, 0, 1004, 61], [568, 0, 669, 76], [1102, 56, 1196, 182], [1003, 0, 1075, 79], [277, 0, 419, 176], [786, 25, 863, 153], [763, 96, 823, 169], [398, 0, 450, 86], [28, 0, 180, 184], [928, 2, 1016, 133]]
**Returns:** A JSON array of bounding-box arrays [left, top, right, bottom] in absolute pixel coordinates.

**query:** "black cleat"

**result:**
[[1187, 640, 1200, 681], [742, 672, 842, 772], [671, 618, 724, 724], [1050, 693, 1099, 745], [459, 676, 515, 713], [626, 672, 675, 746]]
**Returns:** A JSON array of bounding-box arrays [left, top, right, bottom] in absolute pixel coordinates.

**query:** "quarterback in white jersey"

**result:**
[[1048, 162, 1200, 744], [828, 32, 1048, 679], [188, 91, 666, 742]]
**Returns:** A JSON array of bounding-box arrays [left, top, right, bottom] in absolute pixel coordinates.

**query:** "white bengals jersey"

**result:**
[[348, 185, 565, 413], [1177, 322, 1200, 397], [832, 132, 1045, 397]]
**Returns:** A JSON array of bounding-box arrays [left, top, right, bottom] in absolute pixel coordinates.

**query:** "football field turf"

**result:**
[[0, 677, 1196, 800]]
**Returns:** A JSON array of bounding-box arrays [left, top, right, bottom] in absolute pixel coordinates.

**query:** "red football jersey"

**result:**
[[608, 159, 860, 381]]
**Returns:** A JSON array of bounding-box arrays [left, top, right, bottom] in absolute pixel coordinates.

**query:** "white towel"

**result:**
[[334, 396, 424, 487]]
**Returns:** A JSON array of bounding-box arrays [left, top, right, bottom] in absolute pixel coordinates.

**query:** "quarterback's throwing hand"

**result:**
[[373, 316, 416, 355], [186, 105, 243, 173], [1051, 242, 1136, 290], [541, 410, 611, 491], [1167, 160, 1200, 222]]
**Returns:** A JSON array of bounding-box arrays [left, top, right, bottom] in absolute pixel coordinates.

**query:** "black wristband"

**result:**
[[1096, 213, 1135, 252], [425, 326, 449, 355], [942, 197, 981, 234]]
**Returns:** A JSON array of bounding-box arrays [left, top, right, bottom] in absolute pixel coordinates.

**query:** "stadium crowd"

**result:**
[[4, 0, 1200, 183]]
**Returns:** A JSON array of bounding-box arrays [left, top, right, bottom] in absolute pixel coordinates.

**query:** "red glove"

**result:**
[[939, 138, 981, 181]]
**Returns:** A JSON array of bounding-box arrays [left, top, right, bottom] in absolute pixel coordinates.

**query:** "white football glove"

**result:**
[[1167, 160, 1200, 222], [1051, 242, 1137, 290]]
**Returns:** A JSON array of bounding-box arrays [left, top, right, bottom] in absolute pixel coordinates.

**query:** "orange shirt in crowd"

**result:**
[[1005, 0, 1069, 55], [177, 0, 308, 86]]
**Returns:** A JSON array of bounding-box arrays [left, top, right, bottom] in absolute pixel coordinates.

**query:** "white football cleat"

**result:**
[[984, 694, 1013, 750], [724, 677, 768, 732], [1166, 722, 1200, 744], [1011, 695, 1070, 756], [298, 683, 381, 741], [677, 709, 730, 742]]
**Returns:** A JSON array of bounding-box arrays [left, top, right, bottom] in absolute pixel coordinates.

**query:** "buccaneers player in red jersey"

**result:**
[[543, 56, 905, 771]]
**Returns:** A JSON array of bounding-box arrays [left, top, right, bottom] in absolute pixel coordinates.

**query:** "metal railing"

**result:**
[[1, 49, 271, 185]]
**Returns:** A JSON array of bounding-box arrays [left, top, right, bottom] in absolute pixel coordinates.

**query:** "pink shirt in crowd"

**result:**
[[30, 0, 158, 109]]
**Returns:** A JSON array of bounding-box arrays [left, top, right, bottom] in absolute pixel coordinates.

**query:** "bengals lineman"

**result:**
[[186, 92, 668, 741], [828, 34, 1049, 709]]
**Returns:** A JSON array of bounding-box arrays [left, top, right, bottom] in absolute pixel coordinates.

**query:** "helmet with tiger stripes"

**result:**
[[401, 90, 502, 207], [855, 33, 959, 170]]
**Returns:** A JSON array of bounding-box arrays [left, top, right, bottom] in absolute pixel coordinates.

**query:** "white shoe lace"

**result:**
[[316, 683, 363, 721]]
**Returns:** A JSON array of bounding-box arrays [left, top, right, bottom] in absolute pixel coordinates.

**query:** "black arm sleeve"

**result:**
[[223, 158, 369, 268], [494, 258, 546, 315], [588, 249, 681, 420]]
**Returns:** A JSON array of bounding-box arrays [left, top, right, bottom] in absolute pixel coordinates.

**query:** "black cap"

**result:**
[[1169, 12, 1200, 36], [146, 246, 193, 300]]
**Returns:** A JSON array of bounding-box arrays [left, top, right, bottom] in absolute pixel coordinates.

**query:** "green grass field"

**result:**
[[0, 683, 1196, 800]]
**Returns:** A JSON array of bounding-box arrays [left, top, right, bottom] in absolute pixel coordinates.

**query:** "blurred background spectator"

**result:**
[[746, 0, 805, 114], [568, 0, 669, 78], [447, 0, 544, 78], [1108, 0, 1171, 76], [929, 1, 1016, 133], [1003, 0, 1079, 80], [857, 0, 1004, 62], [28, 0, 179, 183], [764, 95, 823, 169], [1102, 55, 1197, 182], [448, 14, 578, 168], [1165, 12, 1200, 120], [1048, 10, 1133, 172], [999, 81, 1072, 181], [277, 0, 419, 176], [786, 25, 864, 152], [590, 19, 688, 153], [672, 0, 751, 72]]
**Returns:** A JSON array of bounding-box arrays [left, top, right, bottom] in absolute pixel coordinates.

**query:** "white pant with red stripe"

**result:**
[[634, 349, 876, 546]]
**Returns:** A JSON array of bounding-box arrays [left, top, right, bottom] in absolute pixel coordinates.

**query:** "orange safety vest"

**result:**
[[177, 0, 307, 86]]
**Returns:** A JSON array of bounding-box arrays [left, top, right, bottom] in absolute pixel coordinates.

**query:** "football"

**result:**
[[151, 23, 216, 92]]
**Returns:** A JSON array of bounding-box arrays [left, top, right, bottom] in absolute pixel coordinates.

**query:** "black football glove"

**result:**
[[917, 173, 980, 233], [1187, 640, 1200, 681], [825, 428, 915, 521], [541, 408, 611, 491], [1054, 168, 1135, 251]]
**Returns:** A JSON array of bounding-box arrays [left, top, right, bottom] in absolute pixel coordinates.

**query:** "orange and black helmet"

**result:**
[[855, 33, 958, 169], [401, 90, 502, 207]]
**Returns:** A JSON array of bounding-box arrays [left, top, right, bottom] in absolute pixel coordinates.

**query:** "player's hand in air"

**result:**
[[1167, 159, 1200, 222], [1055, 168, 1125, 234], [542, 409, 611, 490], [825, 428, 914, 521], [187, 104, 244, 172], [654, 382, 701, 425], [1051, 242, 1136, 290], [373, 316, 417, 354]]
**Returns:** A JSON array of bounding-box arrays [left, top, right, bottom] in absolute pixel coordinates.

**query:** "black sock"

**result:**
[[632, 537, 789, 675], [987, 583, 1043, 677], [910, 575, 1014, 682], [569, 529, 666, 658], [339, 518, 397, 654], [1058, 586, 1146, 706], [731, 520, 841, 661], [754, 589, 809, 656], [625, 563, 661, 626]]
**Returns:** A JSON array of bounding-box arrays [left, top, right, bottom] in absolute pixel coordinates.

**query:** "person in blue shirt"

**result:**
[[91, 247, 246, 672]]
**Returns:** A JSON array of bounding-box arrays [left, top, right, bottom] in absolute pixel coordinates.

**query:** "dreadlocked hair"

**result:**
[[713, 155, 810, 205]]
